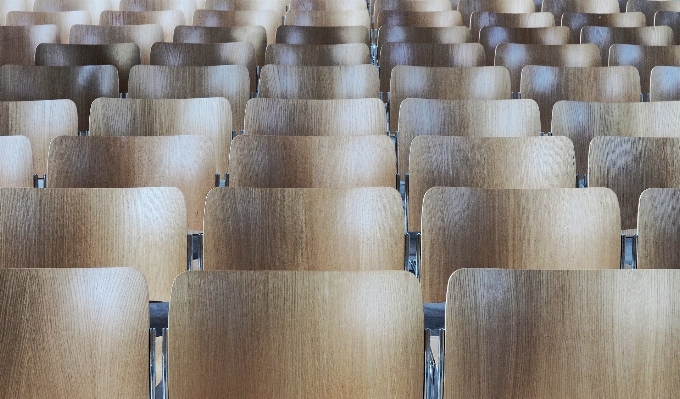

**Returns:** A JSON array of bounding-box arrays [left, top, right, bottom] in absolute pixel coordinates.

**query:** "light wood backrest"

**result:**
[[542, 0, 619, 25], [119, 0, 196, 25], [610, 44, 680, 96], [655, 11, 680, 44], [519, 65, 641, 133], [458, 0, 535, 28], [446, 268, 680, 398], [127, 64, 249, 130], [275, 25, 370, 45], [289, 0, 367, 11], [203, 187, 404, 270], [169, 270, 423, 399], [0, 188, 186, 301], [407, 135, 575, 231], [562, 12, 646, 44], [284, 10, 371, 29], [470, 11, 555, 41], [244, 98, 386, 136], [397, 98, 540, 176], [48, 135, 215, 231], [375, 0, 451, 14], [0, 25, 59, 66], [389, 65, 511, 132], [650, 65, 680, 101], [377, 26, 471, 52], [637, 188, 680, 269], [90, 97, 231, 175], [375, 10, 463, 29], [69, 24, 164, 66], [207, 0, 288, 14], [0, 64, 118, 132], [174, 25, 267, 66], [422, 187, 620, 302], [0, 0, 28, 25], [588, 136, 680, 231], [0, 136, 32, 187], [259, 64, 379, 99], [265, 43, 371, 66], [496, 43, 601, 93], [100, 10, 184, 43], [33, 0, 115, 24], [379, 42, 484, 93], [480, 26, 570, 66], [581, 26, 674, 65], [193, 9, 282, 44], [0, 268, 148, 398], [627, 0, 680, 26], [229, 135, 396, 188], [6, 10, 89, 44], [35, 43, 140, 94]]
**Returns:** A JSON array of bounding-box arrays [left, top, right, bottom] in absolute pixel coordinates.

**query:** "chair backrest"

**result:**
[[228, 135, 396, 188], [561, 11, 646, 44], [627, 0, 680, 25], [375, 10, 463, 29], [203, 187, 404, 270], [422, 187, 620, 302], [375, 0, 451, 14], [244, 98, 386, 136], [377, 26, 471, 52], [0, 65, 118, 133], [496, 43, 601, 93], [542, 0, 619, 25], [207, 0, 288, 14], [637, 188, 680, 269], [650, 65, 680, 101], [445, 268, 680, 398], [0, 25, 59, 66], [0, 267, 149, 398], [259, 64, 379, 99], [265, 43, 370, 66], [47, 135, 215, 231], [581, 26, 674, 66], [169, 270, 423, 399], [457, 0, 535, 28], [610, 44, 680, 96], [397, 98, 540, 176], [90, 97, 231, 176], [0, 136, 32, 187], [100, 10, 184, 43], [655, 11, 680, 44], [519, 65, 641, 133], [6, 10, 89, 44], [174, 25, 267, 66], [0, 100, 76, 177], [275, 25, 370, 45], [0, 0, 28, 25], [127, 64, 249, 130], [407, 135, 575, 232], [469, 11, 554, 41], [69, 24, 164, 66], [33, 0, 115, 24], [193, 9, 282, 44], [479, 25, 570, 66], [0, 187, 186, 301], [389, 66, 511, 133], [588, 136, 680, 232], [119, 0, 197, 24], [289, 0, 366, 11], [285, 10, 371, 29], [35, 43, 140, 94]]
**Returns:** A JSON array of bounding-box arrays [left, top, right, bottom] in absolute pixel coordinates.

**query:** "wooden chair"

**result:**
[[207, 0, 287, 14], [495, 43, 601, 94], [168, 270, 423, 399], [119, 0, 197, 25], [637, 188, 680, 269], [48, 135, 215, 232], [6, 10, 89, 44], [397, 98, 540, 177], [33, 0, 115, 24], [203, 187, 404, 270], [69, 24, 164, 66], [0, 136, 32, 187], [519, 65, 641, 133], [581, 26, 674, 67], [377, 26, 471, 50], [655, 11, 680, 44], [446, 268, 680, 398], [100, 10, 184, 43], [389, 66, 511, 132], [258, 64, 379, 99], [374, 0, 451, 14], [174, 25, 267, 67], [289, 0, 367, 11], [0, 25, 59, 66], [650, 66, 680, 101], [407, 135, 575, 232], [193, 9, 282, 44], [0, 268, 149, 398], [275, 25, 370, 45], [35, 43, 140, 95], [265, 43, 371, 66], [0, 0, 28, 25], [284, 10, 371, 29], [228, 135, 396, 188], [375, 10, 463, 29], [90, 97, 232, 177], [127, 64, 249, 130], [479, 25, 570, 66], [609, 44, 680, 98], [561, 11, 646, 44], [542, 0, 620, 25], [421, 187, 620, 302], [0, 65, 118, 133], [627, 0, 680, 26], [457, 0, 535, 28], [244, 98, 386, 136], [469, 11, 555, 41]]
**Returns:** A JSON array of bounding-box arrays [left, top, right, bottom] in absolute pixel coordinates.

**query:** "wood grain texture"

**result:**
[[284, 10, 371, 29], [48, 135, 215, 231], [229, 135, 396, 188], [119, 0, 197, 25], [581, 26, 673, 67], [650, 66, 680, 101], [33, 0, 115, 24], [35, 43, 140, 94], [0, 188, 186, 301], [174, 25, 267, 66], [0, 267, 148, 399], [627, 0, 680, 25], [552, 101, 680, 178], [480, 26, 570, 66], [275, 25, 370, 45], [69, 24, 164, 66], [588, 136, 680, 231], [207, 0, 288, 14], [0, 136, 32, 187], [127, 64, 249, 130], [289, 0, 366, 11], [470, 11, 554, 41], [100, 10, 184, 43], [374, 0, 451, 14], [562, 11, 646, 44], [542, 0, 619, 24], [259, 64, 379, 99], [0, 0, 28, 25], [610, 44, 680, 95], [519, 65, 641, 133], [390, 66, 511, 132], [0, 25, 59, 66], [90, 97, 231, 175], [0, 99, 76, 176], [6, 10, 89, 44], [374, 10, 463, 29], [265, 43, 371, 66], [421, 187, 620, 302], [655, 11, 680, 45], [379, 42, 484, 93], [458, 0, 534, 28], [407, 136, 575, 231], [637, 188, 680, 269], [168, 270, 423, 399], [203, 187, 404, 271], [496, 43, 600, 93], [446, 268, 680, 399], [244, 98, 386, 136], [193, 9, 281, 44], [377, 26, 471, 52], [0, 64, 118, 132], [397, 98, 540, 176]]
